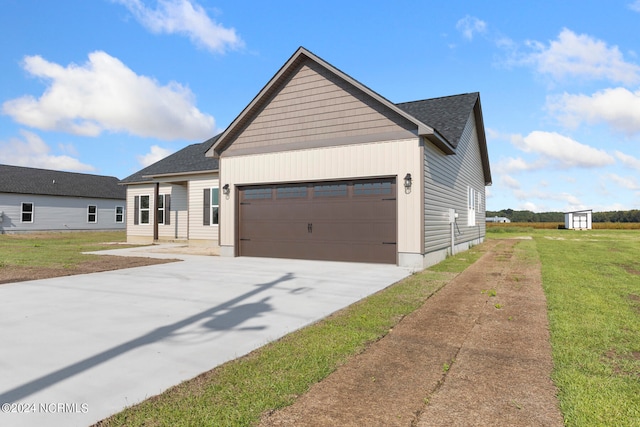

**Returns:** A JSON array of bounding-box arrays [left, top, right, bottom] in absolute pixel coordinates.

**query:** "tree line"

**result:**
[[486, 209, 640, 223]]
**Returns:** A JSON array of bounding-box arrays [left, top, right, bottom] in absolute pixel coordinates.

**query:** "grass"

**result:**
[[488, 228, 640, 426], [98, 244, 488, 426], [536, 230, 640, 426], [0, 231, 130, 269], [6, 229, 639, 425]]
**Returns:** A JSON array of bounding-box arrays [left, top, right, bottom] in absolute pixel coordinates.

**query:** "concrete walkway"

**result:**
[[0, 246, 411, 427]]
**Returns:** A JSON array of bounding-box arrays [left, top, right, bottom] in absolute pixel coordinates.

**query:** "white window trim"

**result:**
[[467, 186, 476, 226], [21, 202, 34, 223], [210, 186, 219, 226], [115, 206, 124, 223], [139, 194, 150, 225], [87, 205, 98, 223], [158, 194, 165, 225]]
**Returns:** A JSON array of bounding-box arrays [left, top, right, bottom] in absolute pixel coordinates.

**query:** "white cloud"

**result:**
[[137, 145, 174, 167], [513, 188, 585, 212], [629, 0, 640, 12], [456, 15, 487, 41], [0, 130, 95, 172], [2, 51, 215, 140], [500, 174, 521, 189], [605, 173, 640, 191], [547, 88, 640, 135], [495, 156, 546, 173], [615, 150, 640, 170], [510, 131, 615, 169], [114, 0, 243, 54], [522, 28, 640, 84]]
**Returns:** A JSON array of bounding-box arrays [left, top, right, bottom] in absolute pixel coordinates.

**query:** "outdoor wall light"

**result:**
[[404, 173, 412, 190], [222, 184, 230, 195]]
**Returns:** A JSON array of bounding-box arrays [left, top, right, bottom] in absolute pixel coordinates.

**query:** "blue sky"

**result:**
[[2, 0, 640, 212]]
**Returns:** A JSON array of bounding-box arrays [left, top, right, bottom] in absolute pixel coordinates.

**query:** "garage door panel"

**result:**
[[238, 179, 396, 264]]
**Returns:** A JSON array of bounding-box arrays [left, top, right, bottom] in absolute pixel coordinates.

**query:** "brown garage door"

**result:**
[[238, 178, 397, 264]]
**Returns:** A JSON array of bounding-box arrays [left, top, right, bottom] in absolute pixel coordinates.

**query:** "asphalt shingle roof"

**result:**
[[396, 92, 479, 149], [121, 94, 481, 185], [0, 164, 125, 199], [120, 135, 220, 184]]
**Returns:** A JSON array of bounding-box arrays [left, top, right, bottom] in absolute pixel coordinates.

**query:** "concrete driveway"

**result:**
[[0, 246, 411, 427]]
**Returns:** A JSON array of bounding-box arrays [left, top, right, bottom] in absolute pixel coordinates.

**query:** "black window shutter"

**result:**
[[134, 196, 139, 225], [203, 189, 210, 225], [165, 194, 171, 225]]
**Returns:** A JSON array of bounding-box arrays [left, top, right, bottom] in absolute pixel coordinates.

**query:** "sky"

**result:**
[[1, 0, 640, 213]]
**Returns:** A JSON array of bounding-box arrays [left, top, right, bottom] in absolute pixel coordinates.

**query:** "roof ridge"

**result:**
[[396, 92, 479, 106], [0, 163, 119, 180]]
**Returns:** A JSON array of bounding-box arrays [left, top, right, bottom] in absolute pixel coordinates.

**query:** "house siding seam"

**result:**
[[423, 112, 486, 254]]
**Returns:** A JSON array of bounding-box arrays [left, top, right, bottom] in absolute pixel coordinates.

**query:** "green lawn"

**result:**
[[532, 229, 640, 426], [0, 231, 128, 269]]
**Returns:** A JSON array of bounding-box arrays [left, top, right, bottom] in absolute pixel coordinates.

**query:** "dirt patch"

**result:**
[[259, 239, 563, 426], [620, 265, 640, 276], [0, 255, 178, 285]]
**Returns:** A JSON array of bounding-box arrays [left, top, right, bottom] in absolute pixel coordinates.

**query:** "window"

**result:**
[[243, 188, 272, 199], [467, 186, 476, 226], [21, 202, 33, 223], [354, 181, 392, 196], [87, 205, 97, 223], [314, 183, 347, 197], [115, 206, 124, 223], [140, 195, 150, 224], [210, 187, 219, 225], [204, 188, 219, 225], [157, 194, 165, 225], [276, 186, 307, 199]]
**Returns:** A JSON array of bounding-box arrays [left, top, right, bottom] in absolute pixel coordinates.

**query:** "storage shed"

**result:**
[[564, 209, 592, 230]]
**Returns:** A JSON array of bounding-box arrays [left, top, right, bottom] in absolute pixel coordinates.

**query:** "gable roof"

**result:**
[[208, 47, 453, 157], [396, 93, 479, 150], [120, 135, 220, 184], [0, 164, 125, 199], [397, 93, 492, 185]]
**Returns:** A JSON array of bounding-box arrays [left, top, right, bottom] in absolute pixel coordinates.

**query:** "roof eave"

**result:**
[[422, 127, 456, 155], [473, 96, 492, 186]]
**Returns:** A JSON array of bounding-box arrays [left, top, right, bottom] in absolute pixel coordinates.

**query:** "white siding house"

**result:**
[[120, 139, 220, 246], [564, 210, 592, 230], [0, 164, 125, 233], [122, 47, 492, 269]]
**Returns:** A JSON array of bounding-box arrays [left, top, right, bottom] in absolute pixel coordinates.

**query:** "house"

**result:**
[[0, 164, 126, 233], [486, 216, 511, 223], [564, 209, 592, 230], [122, 47, 492, 269], [119, 137, 220, 246]]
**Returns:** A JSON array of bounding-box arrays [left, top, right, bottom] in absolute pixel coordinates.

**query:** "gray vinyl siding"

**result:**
[[0, 193, 125, 233], [224, 59, 416, 156], [424, 112, 486, 253]]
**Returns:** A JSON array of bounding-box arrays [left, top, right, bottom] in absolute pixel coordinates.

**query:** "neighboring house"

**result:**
[[564, 209, 592, 230], [0, 164, 126, 233], [123, 47, 492, 269], [486, 216, 511, 223], [119, 138, 220, 245]]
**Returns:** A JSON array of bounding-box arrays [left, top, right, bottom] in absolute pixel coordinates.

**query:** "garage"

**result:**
[[238, 178, 397, 263]]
